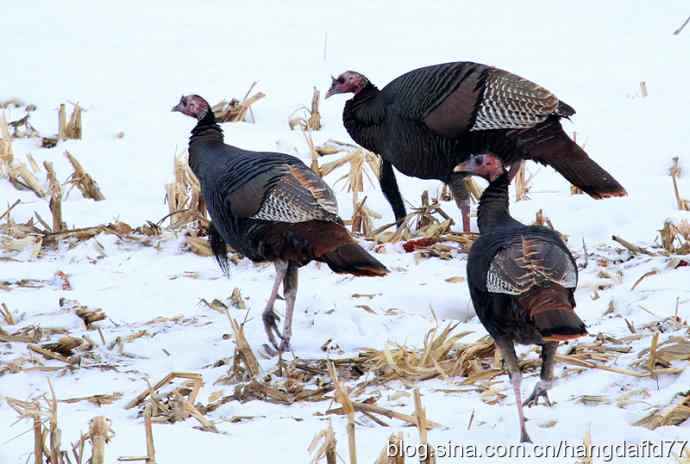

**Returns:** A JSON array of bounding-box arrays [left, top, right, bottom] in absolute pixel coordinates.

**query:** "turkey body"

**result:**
[[192, 142, 345, 267], [341, 62, 626, 228], [465, 167, 586, 443], [468, 224, 582, 345], [186, 109, 388, 353]]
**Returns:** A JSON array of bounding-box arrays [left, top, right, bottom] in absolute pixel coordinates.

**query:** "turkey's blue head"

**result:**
[[326, 71, 369, 98], [172, 95, 210, 120]]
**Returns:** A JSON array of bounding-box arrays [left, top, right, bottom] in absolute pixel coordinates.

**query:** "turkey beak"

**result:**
[[325, 77, 338, 99], [452, 160, 473, 174], [172, 96, 185, 113]]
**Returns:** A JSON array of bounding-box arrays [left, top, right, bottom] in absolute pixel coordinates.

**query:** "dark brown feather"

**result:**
[[517, 286, 586, 341], [515, 120, 627, 198], [229, 171, 276, 217], [321, 243, 388, 276], [487, 235, 577, 295], [423, 69, 483, 138], [253, 221, 386, 276], [250, 165, 339, 223]]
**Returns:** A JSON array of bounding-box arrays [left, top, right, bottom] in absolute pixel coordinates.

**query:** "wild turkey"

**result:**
[[326, 62, 626, 232], [172, 95, 388, 353], [455, 154, 587, 443]]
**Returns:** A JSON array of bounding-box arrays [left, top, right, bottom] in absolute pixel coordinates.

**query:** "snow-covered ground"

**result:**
[[1, 1, 690, 463]]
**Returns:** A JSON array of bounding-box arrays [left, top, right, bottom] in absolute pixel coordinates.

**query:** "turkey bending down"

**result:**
[[326, 62, 626, 232], [172, 95, 388, 354], [456, 154, 587, 443]]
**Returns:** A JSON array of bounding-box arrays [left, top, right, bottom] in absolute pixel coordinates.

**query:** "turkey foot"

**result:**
[[277, 263, 298, 354], [278, 338, 291, 353], [262, 261, 289, 351], [525, 343, 557, 407], [523, 380, 553, 407], [262, 310, 284, 351]]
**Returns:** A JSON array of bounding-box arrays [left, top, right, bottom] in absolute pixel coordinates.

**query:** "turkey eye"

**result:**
[[337, 77, 345, 84]]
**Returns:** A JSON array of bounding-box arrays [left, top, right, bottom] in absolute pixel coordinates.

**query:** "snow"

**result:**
[[2, 1, 690, 463]]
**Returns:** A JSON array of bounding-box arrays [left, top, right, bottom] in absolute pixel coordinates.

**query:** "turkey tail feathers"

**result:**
[[526, 122, 627, 199], [547, 145, 627, 199], [518, 286, 587, 342], [209, 222, 230, 276], [556, 100, 575, 118], [322, 243, 389, 277]]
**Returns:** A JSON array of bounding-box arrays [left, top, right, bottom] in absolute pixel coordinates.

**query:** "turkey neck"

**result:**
[[188, 110, 224, 172], [477, 174, 521, 233], [190, 110, 223, 145], [344, 83, 382, 124]]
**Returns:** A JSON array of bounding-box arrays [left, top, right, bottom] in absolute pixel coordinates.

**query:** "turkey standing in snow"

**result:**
[[172, 95, 388, 354], [455, 154, 587, 443], [326, 62, 626, 232]]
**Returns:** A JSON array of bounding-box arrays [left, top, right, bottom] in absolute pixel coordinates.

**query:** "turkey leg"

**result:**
[[448, 173, 471, 232], [262, 260, 288, 350], [380, 160, 407, 224], [524, 341, 557, 407], [495, 336, 532, 443], [278, 262, 299, 352]]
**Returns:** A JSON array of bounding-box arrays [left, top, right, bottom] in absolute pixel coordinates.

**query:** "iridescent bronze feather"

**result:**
[[486, 235, 577, 295]]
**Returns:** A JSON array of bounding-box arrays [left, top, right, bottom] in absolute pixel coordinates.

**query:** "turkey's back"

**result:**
[[381, 62, 488, 122], [467, 225, 578, 342], [377, 62, 490, 180], [189, 143, 308, 260]]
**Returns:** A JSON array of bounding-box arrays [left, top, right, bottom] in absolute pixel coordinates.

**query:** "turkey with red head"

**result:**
[[326, 63, 626, 232], [173, 95, 388, 354], [456, 154, 587, 443]]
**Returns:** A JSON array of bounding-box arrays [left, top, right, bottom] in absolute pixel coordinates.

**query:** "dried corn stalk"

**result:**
[[320, 148, 381, 194], [229, 316, 261, 378], [165, 151, 206, 228], [375, 433, 405, 464], [289, 87, 321, 131], [1, 302, 15, 325], [1, 234, 43, 257], [659, 220, 690, 255], [212, 82, 265, 123], [514, 162, 532, 201], [44, 160, 63, 232], [634, 391, 690, 430], [8, 109, 40, 139], [464, 177, 484, 202], [670, 157, 689, 211], [65, 103, 83, 139], [414, 389, 435, 464], [64, 151, 105, 201], [378, 191, 453, 244], [328, 362, 357, 464], [26, 153, 40, 173], [58, 103, 66, 141], [318, 146, 382, 236], [303, 130, 321, 174], [350, 195, 380, 236], [307, 420, 337, 464], [7, 161, 46, 197], [576, 428, 593, 464], [0, 112, 13, 176], [88, 416, 113, 464], [6, 381, 66, 464]]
